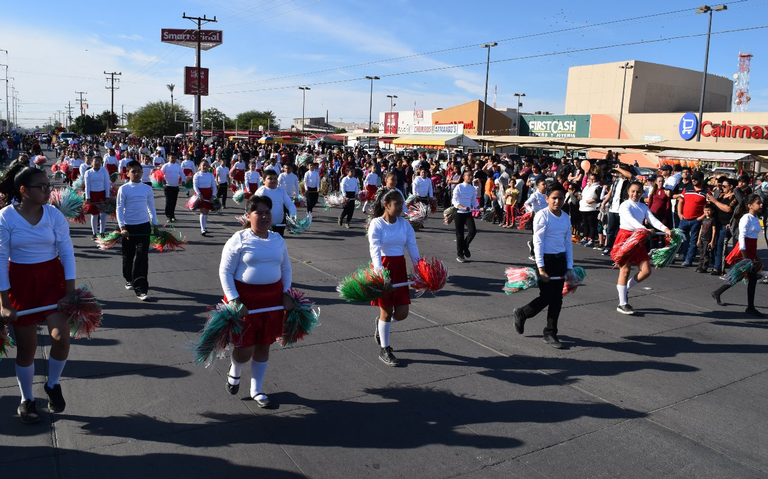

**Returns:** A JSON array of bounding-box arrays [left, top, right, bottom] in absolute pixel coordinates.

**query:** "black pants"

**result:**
[[520, 254, 567, 336], [122, 222, 151, 295], [582, 211, 599, 241], [339, 192, 356, 224], [164, 186, 179, 219], [454, 212, 476, 256], [217, 183, 228, 208], [606, 212, 620, 249], [271, 225, 286, 237], [697, 243, 712, 271], [306, 187, 319, 213], [714, 270, 758, 309]]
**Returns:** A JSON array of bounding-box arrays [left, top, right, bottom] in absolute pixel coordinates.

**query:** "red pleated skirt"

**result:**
[[371, 256, 411, 308], [106, 164, 117, 175], [198, 187, 213, 209], [224, 280, 284, 347], [614, 228, 649, 265], [233, 169, 245, 183], [726, 237, 757, 266], [9, 258, 66, 326], [120, 167, 127, 180], [183, 169, 194, 178], [83, 190, 107, 214]]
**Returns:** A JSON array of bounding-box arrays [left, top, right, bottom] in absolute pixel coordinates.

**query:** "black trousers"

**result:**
[[217, 183, 228, 208], [454, 212, 476, 256], [582, 211, 599, 241], [339, 192, 356, 224], [122, 222, 151, 295], [306, 187, 319, 213], [164, 186, 179, 219], [520, 254, 567, 336], [714, 270, 758, 309], [606, 212, 620, 249]]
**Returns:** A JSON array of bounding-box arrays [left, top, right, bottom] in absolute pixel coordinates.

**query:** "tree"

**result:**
[[128, 101, 191, 137], [96, 110, 119, 130], [202, 107, 230, 130], [70, 114, 106, 135], [235, 110, 277, 131], [333, 127, 347, 134]]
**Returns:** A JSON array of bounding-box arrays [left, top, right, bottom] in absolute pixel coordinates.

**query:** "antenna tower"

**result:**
[[732, 52, 753, 112]]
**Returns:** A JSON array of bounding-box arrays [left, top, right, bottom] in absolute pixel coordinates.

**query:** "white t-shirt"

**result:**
[[367, 216, 420, 271], [219, 229, 292, 300]]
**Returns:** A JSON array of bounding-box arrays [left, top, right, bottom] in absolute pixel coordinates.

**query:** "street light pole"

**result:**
[[695, 4, 727, 141], [480, 42, 498, 138], [365, 76, 380, 132], [387, 94, 398, 112], [299, 86, 310, 137], [513, 93, 525, 135], [618, 62, 634, 139]]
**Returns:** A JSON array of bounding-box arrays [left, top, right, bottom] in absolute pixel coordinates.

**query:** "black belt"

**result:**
[[306, 186, 318, 191], [345, 192, 357, 199], [543, 252, 566, 259]]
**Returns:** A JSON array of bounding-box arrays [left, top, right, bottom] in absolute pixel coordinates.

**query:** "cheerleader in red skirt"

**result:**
[[0, 163, 77, 424], [713, 194, 764, 316], [368, 188, 420, 366], [614, 182, 671, 315], [230, 154, 246, 185], [220, 195, 294, 408], [193, 160, 216, 236], [104, 149, 119, 178], [83, 157, 110, 239], [244, 161, 261, 200]]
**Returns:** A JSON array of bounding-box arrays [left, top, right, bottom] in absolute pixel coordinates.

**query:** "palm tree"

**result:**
[[167, 84, 175, 108]]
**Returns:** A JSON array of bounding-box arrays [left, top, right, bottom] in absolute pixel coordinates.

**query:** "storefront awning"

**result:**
[[656, 150, 754, 161], [645, 140, 768, 155], [393, 135, 478, 147]]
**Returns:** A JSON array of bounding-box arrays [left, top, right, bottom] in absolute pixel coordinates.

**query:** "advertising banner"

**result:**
[[161, 29, 223, 50], [184, 67, 209, 96], [521, 115, 590, 138], [384, 112, 399, 134]]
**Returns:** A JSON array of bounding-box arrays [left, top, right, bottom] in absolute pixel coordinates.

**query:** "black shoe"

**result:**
[[543, 335, 563, 349], [464, 249, 471, 258], [200, 231, 208, 236], [251, 392, 272, 408], [745, 307, 764, 317], [226, 375, 240, 395], [44, 383, 66, 413], [374, 318, 381, 346], [456, 256, 465, 263], [616, 304, 635, 315], [91, 234, 97, 240], [338, 217, 343, 226], [379, 346, 399, 366], [512, 308, 526, 334], [17, 399, 41, 424], [711, 291, 724, 306], [710, 269, 722, 276]]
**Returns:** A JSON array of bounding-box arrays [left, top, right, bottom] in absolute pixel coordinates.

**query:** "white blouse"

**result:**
[[532, 208, 573, 269], [0, 205, 76, 291], [452, 182, 477, 213], [304, 169, 320, 188], [245, 171, 261, 192], [116, 182, 158, 227], [618, 200, 666, 232], [255, 185, 296, 224], [193, 171, 215, 195], [219, 229, 292, 300], [340, 176, 359, 195], [368, 216, 420, 271], [412, 176, 433, 197], [739, 214, 761, 248], [84, 167, 110, 198]]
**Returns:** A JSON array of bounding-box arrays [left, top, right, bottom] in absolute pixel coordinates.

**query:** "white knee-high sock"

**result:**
[[200, 214, 207, 231], [617, 284, 628, 306], [378, 320, 392, 348], [90, 215, 99, 235], [47, 358, 67, 388], [250, 360, 269, 397], [627, 276, 639, 290], [228, 356, 247, 385], [15, 364, 34, 402], [99, 212, 107, 233]]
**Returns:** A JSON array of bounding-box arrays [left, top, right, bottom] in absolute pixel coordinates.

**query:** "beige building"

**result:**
[[565, 60, 733, 115]]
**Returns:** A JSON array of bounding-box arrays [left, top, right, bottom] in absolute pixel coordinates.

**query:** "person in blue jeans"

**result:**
[[707, 178, 737, 274], [677, 171, 708, 266]]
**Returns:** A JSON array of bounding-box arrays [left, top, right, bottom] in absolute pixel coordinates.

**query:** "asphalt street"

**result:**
[[1, 150, 767, 478]]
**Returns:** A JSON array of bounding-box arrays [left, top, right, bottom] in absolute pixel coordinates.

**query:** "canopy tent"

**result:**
[[313, 135, 344, 146], [257, 136, 275, 144], [393, 134, 479, 148], [655, 149, 758, 174], [645, 140, 768, 155]]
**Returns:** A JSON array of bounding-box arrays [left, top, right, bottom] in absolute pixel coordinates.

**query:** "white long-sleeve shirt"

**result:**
[[215, 166, 230, 185], [412, 176, 433, 197], [245, 171, 261, 192], [532, 208, 573, 269], [193, 171, 215, 195], [524, 191, 547, 213], [340, 176, 359, 195], [118, 157, 131, 173], [219, 229, 292, 300], [278, 172, 300, 198], [365, 172, 380, 187], [0, 205, 76, 291], [103, 155, 118, 166], [739, 213, 761, 250], [84, 167, 110, 199], [618, 200, 666, 232], [304, 169, 320, 189], [255, 185, 296, 224], [161, 162, 183, 187], [116, 182, 158, 227], [181, 159, 195, 173], [368, 217, 420, 271], [452, 182, 477, 213], [79, 162, 90, 178]]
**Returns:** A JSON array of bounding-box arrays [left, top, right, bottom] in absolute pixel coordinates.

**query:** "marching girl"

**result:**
[[220, 195, 294, 408], [511, 182, 574, 349], [411, 166, 434, 206], [255, 169, 296, 237], [712, 193, 763, 317], [361, 163, 379, 212], [83, 156, 111, 239], [368, 188, 420, 366], [452, 171, 477, 263], [614, 181, 671, 316], [338, 166, 359, 228], [181, 154, 196, 179], [303, 161, 320, 214], [103, 148, 119, 179], [193, 160, 216, 236], [78, 156, 91, 186], [244, 161, 261, 200], [230, 154, 246, 186], [376, 171, 405, 203], [69, 152, 84, 185], [0, 164, 77, 423], [118, 153, 132, 182]]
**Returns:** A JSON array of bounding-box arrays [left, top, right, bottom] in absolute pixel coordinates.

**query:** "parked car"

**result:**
[[59, 132, 78, 144]]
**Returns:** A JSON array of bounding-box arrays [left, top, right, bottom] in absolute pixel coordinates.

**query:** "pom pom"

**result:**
[[406, 202, 429, 231], [724, 259, 755, 286], [443, 206, 456, 225], [185, 194, 201, 211], [72, 176, 84, 191], [411, 257, 448, 297], [299, 181, 306, 196], [151, 227, 188, 253], [293, 195, 307, 208], [110, 182, 119, 197], [322, 192, 346, 210], [150, 169, 165, 189], [358, 189, 374, 202], [95, 230, 123, 250], [429, 197, 438, 214], [49, 187, 85, 221], [229, 183, 238, 193], [611, 228, 650, 266], [34, 155, 47, 166], [337, 266, 392, 302], [515, 211, 534, 230], [503, 266, 538, 294], [51, 163, 60, 173], [193, 302, 245, 367], [286, 214, 312, 235], [183, 176, 193, 189], [280, 288, 321, 348], [93, 196, 117, 218], [110, 172, 118, 182], [232, 187, 246, 205], [481, 208, 494, 222], [236, 214, 248, 227], [0, 323, 15, 359], [562, 266, 587, 296], [211, 196, 223, 212], [319, 177, 329, 195], [650, 229, 683, 268], [61, 286, 103, 340]]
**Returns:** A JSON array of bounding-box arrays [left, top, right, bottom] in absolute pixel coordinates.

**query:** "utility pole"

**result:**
[[182, 12, 217, 141], [65, 102, 74, 129], [0, 54, 8, 133], [75, 91, 87, 117], [104, 71, 121, 130]]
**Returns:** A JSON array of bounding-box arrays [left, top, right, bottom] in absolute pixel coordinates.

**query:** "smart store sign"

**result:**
[[679, 112, 768, 141]]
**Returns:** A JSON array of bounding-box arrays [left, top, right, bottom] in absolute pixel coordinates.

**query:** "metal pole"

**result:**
[[618, 63, 633, 140], [697, 10, 714, 142], [2, 66, 8, 133], [482, 47, 491, 136]]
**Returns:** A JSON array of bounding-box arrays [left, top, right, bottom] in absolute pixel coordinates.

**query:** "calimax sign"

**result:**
[[701, 120, 768, 140]]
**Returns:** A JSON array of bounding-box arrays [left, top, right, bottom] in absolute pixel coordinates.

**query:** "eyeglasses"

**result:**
[[27, 183, 53, 192]]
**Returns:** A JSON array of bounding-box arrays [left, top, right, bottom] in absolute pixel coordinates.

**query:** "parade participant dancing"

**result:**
[[193, 160, 216, 236], [230, 154, 246, 185], [255, 169, 296, 237], [303, 161, 320, 213], [712, 194, 764, 317], [411, 166, 434, 206], [83, 156, 110, 239], [0, 164, 77, 423], [220, 195, 294, 408], [338, 166, 359, 229], [244, 161, 261, 200], [278, 163, 300, 200], [361, 164, 380, 212], [104, 149, 119, 178], [524, 177, 548, 260], [452, 171, 477, 263], [160, 154, 183, 223], [116, 161, 159, 302], [612, 182, 671, 315], [215, 160, 230, 209], [368, 189, 420, 366], [512, 182, 573, 349]]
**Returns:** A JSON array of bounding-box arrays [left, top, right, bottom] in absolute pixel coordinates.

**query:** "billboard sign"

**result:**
[[521, 115, 590, 138], [161, 29, 223, 50], [384, 112, 399, 134], [678, 112, 698, 141], [184, 67, 209, 96]]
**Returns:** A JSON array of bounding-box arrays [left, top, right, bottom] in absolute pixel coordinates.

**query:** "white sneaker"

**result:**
[[125, 282, 134, 290], [137, 293, 150, 301]]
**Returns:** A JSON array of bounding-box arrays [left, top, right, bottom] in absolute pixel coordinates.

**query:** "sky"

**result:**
[[4, 0, 768, 129]]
